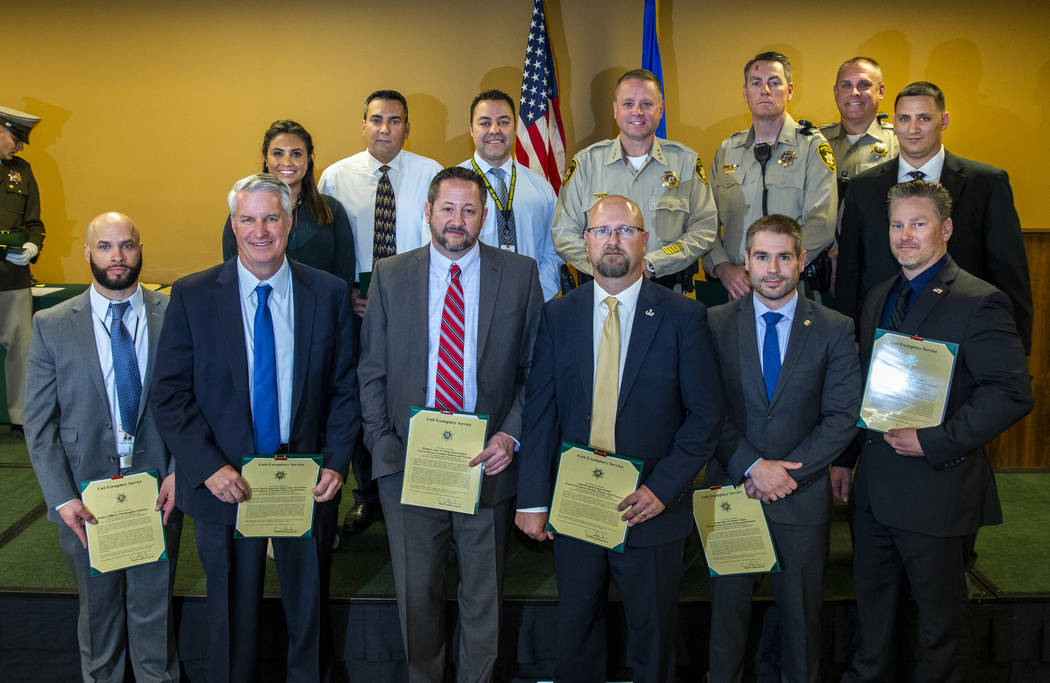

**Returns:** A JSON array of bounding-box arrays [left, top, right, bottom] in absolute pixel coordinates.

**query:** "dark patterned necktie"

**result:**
[[908, 170, 926, 181], [490, 168, 517, 250], [109, 301, 141, 437], [888, 277, 912, 331], [435, 265, 465, 411], [373, 164, 396, 264]]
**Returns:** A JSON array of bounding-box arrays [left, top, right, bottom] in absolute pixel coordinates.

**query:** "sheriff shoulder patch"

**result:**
[[563, 158, 577, 186], [695, 157, 709, 187], [817, 143, 836, 173]]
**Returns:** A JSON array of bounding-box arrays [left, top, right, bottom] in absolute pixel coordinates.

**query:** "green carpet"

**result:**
[[1, 432, 1047, 599]]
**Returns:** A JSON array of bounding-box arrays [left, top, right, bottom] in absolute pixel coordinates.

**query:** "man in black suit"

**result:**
[[835, 180, 1032, 682], [516, 195, 722, 683], [153, 174, 359, 683], [834, 81, 1032, 353], [706, 214, 862, 683]]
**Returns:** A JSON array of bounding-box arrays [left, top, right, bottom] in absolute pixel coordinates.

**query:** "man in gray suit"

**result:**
[[359, 166, 543, 682], [24, 212, 181, 682], [705, 214, 861, 683]]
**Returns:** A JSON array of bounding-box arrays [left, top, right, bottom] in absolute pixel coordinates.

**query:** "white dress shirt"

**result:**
[[319, 149, 442, 280], [592, 275, 644, 387], [89, 284, 149, 460], [426, 242, 481, 411], [236, 257, 294, 445], [898, 145, 946, 182], [458, 154, 563, 301]]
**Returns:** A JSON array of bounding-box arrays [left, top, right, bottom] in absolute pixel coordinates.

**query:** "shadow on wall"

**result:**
[[20, 98, 75, 282]]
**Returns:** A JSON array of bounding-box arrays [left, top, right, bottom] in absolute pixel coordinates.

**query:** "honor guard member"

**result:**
[[551, 68, 718, 293], [703, 52, 837, 301], [459, 89, 563, 300], [820, 57, 899, 202], [0, 105, 44, 438]]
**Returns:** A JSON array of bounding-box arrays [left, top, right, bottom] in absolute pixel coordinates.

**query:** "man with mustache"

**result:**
[[705, 214, 861, 683], [551, 69, 718, 294], [359, 166, 543, 682], [834, 81, 1032, 355], [517, 195, 722, 683], [703, 52, 837, 301], [320, 89, 442, 535], [24, 212, 182, 682], [459, 89, 562, 300]]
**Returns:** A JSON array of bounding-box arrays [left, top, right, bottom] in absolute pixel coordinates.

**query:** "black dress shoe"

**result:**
[[342, 501, 376, 534], [10, 424, 24, 439]]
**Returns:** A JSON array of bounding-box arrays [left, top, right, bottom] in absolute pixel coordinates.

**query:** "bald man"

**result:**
[[24, 213, 182, 682]]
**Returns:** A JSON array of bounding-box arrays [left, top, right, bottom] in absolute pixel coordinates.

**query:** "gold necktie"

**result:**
[[590, 297, 619, 452]]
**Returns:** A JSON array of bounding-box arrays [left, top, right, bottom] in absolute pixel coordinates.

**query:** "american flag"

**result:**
[[515, 0, 567, 194]]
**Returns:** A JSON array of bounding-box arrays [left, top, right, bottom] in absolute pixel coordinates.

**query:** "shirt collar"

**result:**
[[752, 289, 799, 324], [472, 153, 514, 176], [593, 275, 644, 312], [367, 150, 403, 173], [237, 256, 292, 303], [429, 240, 481, 277], [899, 145, 945, 180], [89, 283, 144, 322], [606, 137, 666, 167], [901, 253, 949, 294], [741, 113, 797, 148]]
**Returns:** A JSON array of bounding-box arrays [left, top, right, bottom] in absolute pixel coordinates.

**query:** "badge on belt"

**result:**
[[662, 170, 679, 190]]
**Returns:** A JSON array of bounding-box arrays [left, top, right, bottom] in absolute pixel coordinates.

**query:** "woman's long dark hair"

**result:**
[[261, 119, 333, 225]]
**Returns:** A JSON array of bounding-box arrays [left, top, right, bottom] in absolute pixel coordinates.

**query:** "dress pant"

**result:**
[[552, 534, 684, 683], [709, 519, 828, 683], [58, 511, 183, 683], [843, 502, 969, 683], [378, 471, 511, 683], [0, 287, 32, 423]]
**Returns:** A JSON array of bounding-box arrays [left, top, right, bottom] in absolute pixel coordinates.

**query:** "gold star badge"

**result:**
[[871, 142, 888, 159], [7, 171, 21, 184], [778, 150, 797, 167], [662, 170, 680, 190]]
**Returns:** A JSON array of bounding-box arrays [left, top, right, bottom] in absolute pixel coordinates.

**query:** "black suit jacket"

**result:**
[[848, 257, 1032, 537], [708, 294, 861, 525], [835, 151, 1032, 353], [152, 258, 360, 524], [517, 279, 723, 547]]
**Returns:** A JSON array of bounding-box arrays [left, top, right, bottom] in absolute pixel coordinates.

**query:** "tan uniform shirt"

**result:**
[[703, 114, 836, 272], [551, 137, 718, 277], [820, 116, 898, 186]]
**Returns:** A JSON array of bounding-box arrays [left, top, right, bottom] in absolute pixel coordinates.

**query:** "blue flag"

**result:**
[[641, 0, 666, 138]]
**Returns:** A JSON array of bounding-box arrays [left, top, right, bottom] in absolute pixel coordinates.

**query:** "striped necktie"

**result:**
[[435, 265, 465, 411], [490, 167, 517, 250]]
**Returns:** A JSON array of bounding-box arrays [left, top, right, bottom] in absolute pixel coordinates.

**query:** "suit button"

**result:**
[[866, 439, 873, 445], [765, 416, 773, 422], [105, 423, 112, 430]]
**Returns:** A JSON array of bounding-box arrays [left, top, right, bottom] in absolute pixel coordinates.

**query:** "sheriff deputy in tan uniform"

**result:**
[[819, 56, 898, 201], [0, 105, 43, 438], [703, 51, 836, 300], [551, 68, 717, 292]]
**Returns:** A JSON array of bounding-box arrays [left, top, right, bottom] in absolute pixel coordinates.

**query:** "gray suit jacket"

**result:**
[[359, 243, 544, 505], [708, 293, 861, 525], [24, 288, 174, 522]]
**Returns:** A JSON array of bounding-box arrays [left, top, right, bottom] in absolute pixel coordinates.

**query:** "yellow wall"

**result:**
[[6, 0, 1049, 284]]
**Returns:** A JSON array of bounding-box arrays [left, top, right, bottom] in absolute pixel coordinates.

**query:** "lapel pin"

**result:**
[[803, 319, 811, 326], [645, 308, 654, 317], [932, 287, 943, 294]]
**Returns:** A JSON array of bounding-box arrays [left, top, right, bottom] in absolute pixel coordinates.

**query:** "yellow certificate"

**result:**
[[401, 407, 488, 514], [80, 471, 168, 575], [859, 329, 958, 433], [235, 455, 321, 538], [547, 444, 643, 552], [693, 486, 780, 576]]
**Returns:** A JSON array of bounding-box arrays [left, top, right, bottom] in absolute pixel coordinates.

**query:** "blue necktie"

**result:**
[[762, 311, 783, 402], [253, 284, 280, 454], [109, 301, 142, 437]]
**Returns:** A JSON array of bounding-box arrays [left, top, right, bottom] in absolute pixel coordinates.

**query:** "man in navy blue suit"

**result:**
[[516, 195, 722, 683], [153, 173, 359, 683]]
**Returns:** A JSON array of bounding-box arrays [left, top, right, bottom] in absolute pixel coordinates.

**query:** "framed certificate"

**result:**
[[693, 486, 780, 576], [235, 455, 321, 538], [859, 329, 959, 433], [401, 407, 489, 514], [546, 443, 643, 553], [80, 470, 168, 575]]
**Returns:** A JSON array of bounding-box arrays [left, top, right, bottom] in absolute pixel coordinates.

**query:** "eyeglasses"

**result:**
[[584, 226, 645, 239]]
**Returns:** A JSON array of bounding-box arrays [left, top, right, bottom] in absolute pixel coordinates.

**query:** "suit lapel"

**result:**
[[410, 249, 431, 369], [902, 258, 957, 332], [476, 246, 500, 366], [735, 296, 767, 404], [771, 295, 815, 406], [70, 290, 110, 411], [939, 151, 967, 210], [573, 283, 595, 403], [618, 280, 661, 412], [138, 288, 165, 423], [290, 262, 315, 424], [214, 261, 251, 420]]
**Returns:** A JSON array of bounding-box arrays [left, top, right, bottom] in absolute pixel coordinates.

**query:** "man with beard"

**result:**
[[516, 195, 722, 683], [359, 166, 543, 682], [459, 89, 562, 300], [24, 212, 182, 682], [705, 214, 861, 683]]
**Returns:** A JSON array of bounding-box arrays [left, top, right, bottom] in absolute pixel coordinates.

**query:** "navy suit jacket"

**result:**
[[152, 258, 359, 524], [848, 257, 1032, 537], [835, 151, 1032, 353], [517, 278, 723, 547], [708, 294, 861, 525]]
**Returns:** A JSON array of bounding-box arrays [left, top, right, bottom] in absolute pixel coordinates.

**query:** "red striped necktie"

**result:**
[[435, 264, 465, 411]]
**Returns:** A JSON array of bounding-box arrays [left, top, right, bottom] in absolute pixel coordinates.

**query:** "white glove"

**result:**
[[5, 241, 37, 266]]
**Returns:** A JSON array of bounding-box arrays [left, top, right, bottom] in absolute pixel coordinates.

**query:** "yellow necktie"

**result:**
[[590, 297, 619, 452]]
